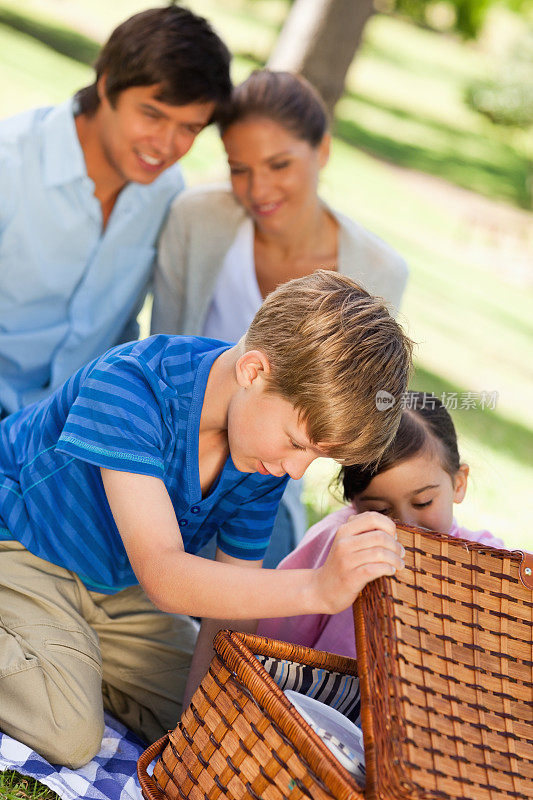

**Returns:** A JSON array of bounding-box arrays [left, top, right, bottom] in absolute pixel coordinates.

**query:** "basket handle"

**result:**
[[519, 551, 533, 589], [137, 734, 169, 800]]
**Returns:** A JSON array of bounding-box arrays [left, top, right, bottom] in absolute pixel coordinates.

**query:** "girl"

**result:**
[[150, 69, 408, 566], [258, 392, 505, 658]]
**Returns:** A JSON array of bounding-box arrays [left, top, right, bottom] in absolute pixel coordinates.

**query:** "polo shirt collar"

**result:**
[[42, 98, 88, 188]]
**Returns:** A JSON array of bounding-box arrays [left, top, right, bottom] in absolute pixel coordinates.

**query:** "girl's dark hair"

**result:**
[[341, 391, 461, 502], [218, 69, 329, 147], [76, 4, 232, 116]]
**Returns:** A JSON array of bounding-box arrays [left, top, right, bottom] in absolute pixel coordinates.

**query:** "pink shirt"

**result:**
[[258, 507, 506, 659]]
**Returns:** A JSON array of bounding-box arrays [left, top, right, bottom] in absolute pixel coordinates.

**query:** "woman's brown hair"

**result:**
[[218, 69, 328, 147]]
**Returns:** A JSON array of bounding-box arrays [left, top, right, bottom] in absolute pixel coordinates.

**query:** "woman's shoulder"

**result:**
[[326, 202, 409, 314], [334, 207, 407, 270], [168, 183, 245, 224]]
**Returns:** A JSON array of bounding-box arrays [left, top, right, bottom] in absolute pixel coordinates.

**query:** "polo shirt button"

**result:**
[[179, 518, 188, 527], [191, 506, 200, 514]]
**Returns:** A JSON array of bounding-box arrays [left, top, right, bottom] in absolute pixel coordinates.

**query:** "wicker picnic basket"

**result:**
[[138, 524, 533, 800]]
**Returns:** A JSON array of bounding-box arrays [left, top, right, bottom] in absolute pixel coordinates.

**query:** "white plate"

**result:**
[[284, 689, 365, 781]]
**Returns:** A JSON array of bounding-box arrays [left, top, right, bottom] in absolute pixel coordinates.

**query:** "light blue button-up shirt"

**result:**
[[0, 99, 184, 415]]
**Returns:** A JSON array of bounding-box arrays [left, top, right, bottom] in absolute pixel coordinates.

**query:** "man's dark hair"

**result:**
[[76, 3, 232, 116]]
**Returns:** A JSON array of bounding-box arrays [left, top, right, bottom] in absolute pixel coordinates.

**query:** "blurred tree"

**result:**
[[393, 0, 489, 37], [392, 0, 533, 39], [267, 0, 374, 117], [465, 24, 533, 205]]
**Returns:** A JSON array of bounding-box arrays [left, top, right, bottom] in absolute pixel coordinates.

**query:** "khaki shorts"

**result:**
[[0, 540, 198, 768]]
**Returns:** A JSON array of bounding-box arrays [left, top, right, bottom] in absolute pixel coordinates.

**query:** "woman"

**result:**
[[151, 70, 408, 564]]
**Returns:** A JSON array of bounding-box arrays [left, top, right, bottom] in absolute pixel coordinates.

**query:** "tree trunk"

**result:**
[[268, 0, 375, 118]]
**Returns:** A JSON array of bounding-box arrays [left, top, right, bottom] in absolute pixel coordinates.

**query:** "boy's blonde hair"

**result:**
[[245, 270, 413, 467]]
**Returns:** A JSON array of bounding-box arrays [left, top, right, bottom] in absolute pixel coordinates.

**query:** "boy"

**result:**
[[0, 4, 231, 417], [0, 271, 411, 766]]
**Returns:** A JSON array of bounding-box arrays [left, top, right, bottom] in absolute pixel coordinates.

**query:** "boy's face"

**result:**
[[227, 372, 323, 480], [93, 80, 215, 186]]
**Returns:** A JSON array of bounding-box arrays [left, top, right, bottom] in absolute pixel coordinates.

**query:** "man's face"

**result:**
[[94, 81, 215, 185], [227, 372, 325, 480]]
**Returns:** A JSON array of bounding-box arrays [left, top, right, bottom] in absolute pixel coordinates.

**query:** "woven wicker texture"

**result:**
[[138, 524, 533, 800], [140, 636, 364, 800], [355, 524, 533, 800]]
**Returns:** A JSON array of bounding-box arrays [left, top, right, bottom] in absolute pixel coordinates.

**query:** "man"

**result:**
[[0, 3, 231, 417]]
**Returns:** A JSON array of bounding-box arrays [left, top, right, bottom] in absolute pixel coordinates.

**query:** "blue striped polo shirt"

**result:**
[[0, 335, 288, 593]]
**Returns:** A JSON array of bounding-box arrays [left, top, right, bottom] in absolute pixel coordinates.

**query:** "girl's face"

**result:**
[[354, 451, 469, 534], [222, 116, 329, 235]]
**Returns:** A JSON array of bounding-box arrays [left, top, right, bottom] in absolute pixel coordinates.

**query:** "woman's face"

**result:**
[[354, 452, 469, 534], [222, 116, 329, 235]]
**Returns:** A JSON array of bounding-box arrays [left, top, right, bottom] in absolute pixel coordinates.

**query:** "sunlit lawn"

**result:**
[[0, 770, 58, 800]]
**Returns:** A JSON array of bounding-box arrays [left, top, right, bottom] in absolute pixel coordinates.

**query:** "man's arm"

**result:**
[[100, 468, 404, 621]]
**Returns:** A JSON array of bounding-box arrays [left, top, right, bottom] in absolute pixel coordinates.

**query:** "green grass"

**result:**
[[0, 771, 58, 800], [0, 21, 91, 111], [0, 6, 98, 64], [342, 14, 532, 207], [335, 96, 531, 207]]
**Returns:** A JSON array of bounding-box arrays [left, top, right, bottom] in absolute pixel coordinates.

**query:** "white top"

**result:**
[[202, 219, 262, 342]]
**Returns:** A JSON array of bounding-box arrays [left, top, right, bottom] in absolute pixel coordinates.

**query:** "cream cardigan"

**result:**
[[151, 184, 408, 336]]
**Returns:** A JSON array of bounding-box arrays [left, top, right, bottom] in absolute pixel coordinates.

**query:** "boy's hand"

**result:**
[[312, 512, 405, 615]]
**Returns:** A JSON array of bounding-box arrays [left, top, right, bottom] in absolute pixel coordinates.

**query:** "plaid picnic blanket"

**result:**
[[0, 713, 145, 800]]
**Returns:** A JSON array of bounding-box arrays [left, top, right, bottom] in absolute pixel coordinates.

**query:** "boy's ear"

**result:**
[[453, 463, 469, 504], [235, 349, 271, 388]]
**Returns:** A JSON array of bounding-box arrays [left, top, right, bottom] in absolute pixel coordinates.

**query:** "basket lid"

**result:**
[[353, 523, 533, 800]]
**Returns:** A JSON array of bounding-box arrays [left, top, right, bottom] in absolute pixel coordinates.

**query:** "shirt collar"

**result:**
[[42, 98, 89, 188]]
